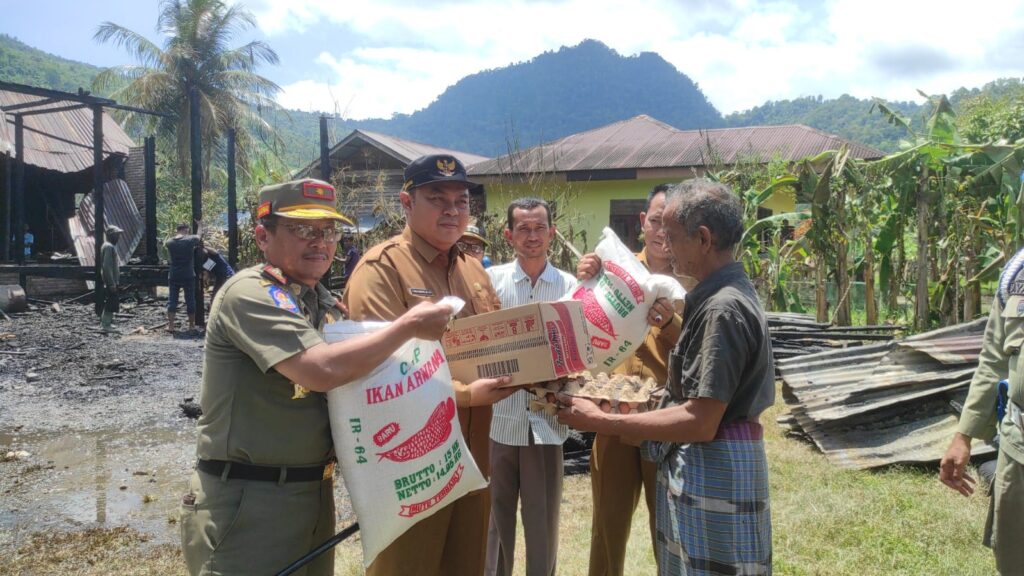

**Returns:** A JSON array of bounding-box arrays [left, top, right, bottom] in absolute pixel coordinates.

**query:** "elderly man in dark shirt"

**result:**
[[559, 178, 774, 576]]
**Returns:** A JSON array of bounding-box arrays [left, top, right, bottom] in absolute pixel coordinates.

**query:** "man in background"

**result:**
[[485, 197, 576, 576], [99, 226, 122, 334], [165, 223, 201, 333], [459, 224, 489, 264]]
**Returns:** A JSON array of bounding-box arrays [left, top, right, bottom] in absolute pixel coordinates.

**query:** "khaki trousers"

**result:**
[[588, 433, 658, 576], [365, 487, 490, 576], [485, 439, 563, 576], [987, 447, 1024, 574], [180, 470, 335, 576]]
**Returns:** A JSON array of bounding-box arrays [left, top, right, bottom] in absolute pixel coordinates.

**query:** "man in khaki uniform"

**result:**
[[941, 245, 1024, 574], [180, 178, 454, 576], [576, 184, 692, 575], [346, 154, 517, 576]]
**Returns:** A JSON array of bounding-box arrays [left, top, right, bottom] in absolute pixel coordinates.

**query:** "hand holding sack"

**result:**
[[564, 227, 685, 372], [324, 313, 486, 567]]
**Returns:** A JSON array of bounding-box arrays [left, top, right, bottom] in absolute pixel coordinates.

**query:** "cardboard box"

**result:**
[[441, 301, 594, 387]]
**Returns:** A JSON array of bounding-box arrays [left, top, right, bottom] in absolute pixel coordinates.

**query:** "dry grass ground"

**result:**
[[2, 387, 997, 575]]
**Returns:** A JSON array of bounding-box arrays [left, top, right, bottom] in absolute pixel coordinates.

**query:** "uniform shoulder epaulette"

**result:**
[[998, 245, 1024, 307], [260, 264, 288, 285], [360, 237, 402, 264]]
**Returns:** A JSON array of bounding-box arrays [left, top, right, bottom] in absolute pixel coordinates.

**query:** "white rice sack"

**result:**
[[325, 315, 487, 567], [563, 227, 686, 372]]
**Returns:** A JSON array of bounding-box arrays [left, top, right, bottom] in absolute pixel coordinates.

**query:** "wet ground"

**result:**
[[0, 297, 356, 559], [0, 298, 205, 551]]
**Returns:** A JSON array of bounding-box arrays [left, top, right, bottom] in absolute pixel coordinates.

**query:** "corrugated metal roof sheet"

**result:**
[[0, 90, 134, 174], [469, 115, 884, 176], [777, 318, 994, 469], [294, 129, 490, 179], [67, 179, 143, 267]]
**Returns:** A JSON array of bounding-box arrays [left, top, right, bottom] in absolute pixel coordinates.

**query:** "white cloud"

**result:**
[[251, 0, 1024, 118]]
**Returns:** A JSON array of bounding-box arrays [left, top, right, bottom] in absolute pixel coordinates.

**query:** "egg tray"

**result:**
[[528, 372, 663, 415]]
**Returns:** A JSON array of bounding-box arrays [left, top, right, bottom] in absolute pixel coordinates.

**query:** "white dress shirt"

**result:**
[[487, 259, 577, 446]]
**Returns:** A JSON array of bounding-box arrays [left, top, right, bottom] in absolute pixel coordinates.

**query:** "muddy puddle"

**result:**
[[0, 421, 195, 549]]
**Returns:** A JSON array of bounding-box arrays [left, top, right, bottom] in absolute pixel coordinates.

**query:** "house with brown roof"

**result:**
[[295, 128, 490, 230], [469, 115, 884, 250]]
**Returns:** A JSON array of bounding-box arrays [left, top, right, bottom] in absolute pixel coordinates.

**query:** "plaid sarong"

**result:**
[[648, 421, 772, 576]]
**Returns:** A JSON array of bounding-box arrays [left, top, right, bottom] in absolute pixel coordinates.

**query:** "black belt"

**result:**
[[197, 459, 330, 483]]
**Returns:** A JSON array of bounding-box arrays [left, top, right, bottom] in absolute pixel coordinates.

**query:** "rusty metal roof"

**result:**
[[294, 128, 490, 179], [777, 318, 994, 469], [469, 115, 884, 176], [0, 89, 134, 174], [68, 179, 143, 267]]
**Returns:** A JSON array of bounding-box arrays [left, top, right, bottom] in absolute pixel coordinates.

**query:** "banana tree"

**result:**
[[870, 92, 962, 330]]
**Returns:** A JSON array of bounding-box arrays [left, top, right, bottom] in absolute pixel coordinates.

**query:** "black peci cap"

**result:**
[[402, 154, 478, 192]]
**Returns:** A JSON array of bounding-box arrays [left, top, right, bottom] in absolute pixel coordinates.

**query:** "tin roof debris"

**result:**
[[776, 318, 994, 469], [768, 312, 904, 361], [67, 179, 143, 267]]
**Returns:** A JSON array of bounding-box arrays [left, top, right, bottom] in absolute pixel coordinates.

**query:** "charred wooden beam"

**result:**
[[13, 115, 25, 267], [92, 104, 105, 314], [227, 129, 237, 267], [320, 115, 330, 182], [188, 86, 205, 326], [144, 136, 158, 263]]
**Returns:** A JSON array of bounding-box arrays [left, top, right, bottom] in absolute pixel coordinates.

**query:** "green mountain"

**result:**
[[348, 40, 724, 156], [724, 95, 925, 152], [0, 33, 103, 95]]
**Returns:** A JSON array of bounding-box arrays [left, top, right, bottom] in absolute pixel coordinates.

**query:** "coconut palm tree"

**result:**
[[93, 0, 280, 181]]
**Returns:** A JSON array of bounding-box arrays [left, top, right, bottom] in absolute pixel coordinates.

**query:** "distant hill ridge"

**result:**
[[1, 33, 1018, 170]]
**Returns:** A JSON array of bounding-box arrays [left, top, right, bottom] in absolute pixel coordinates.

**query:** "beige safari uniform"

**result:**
[[180, 264, 342, 576], [959, 249, 1024, 574], [588, 249, 684, 576], [345, 226, 502, 576]]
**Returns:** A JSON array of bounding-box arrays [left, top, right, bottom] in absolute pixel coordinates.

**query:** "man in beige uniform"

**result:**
[[180, 178, 454, 576], [577, 184, 692, 575], [346, 154, 516, 576]]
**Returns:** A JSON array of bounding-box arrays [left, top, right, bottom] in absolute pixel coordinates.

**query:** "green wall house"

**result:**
[[469, 115, 881, 252]]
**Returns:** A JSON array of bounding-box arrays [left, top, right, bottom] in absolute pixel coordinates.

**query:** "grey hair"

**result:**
[[666, 178, 743, 250]]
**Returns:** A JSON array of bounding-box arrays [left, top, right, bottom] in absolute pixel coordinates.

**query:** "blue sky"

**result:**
[[3, 0, 1024, 120]]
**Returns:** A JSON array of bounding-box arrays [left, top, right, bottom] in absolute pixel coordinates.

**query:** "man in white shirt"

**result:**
[[485, 197, 577, 576]]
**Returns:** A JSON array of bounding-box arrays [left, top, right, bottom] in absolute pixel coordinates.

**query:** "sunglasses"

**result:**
[[282, 223, 344, 243], [457, 241, 485, 255]]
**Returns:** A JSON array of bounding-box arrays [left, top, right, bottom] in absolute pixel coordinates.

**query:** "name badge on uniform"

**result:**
[[409, 287, 434, 297], [268, 285, 301, 314]]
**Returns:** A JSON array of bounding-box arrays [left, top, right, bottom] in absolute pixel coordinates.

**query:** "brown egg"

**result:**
[[618, 402, 632, 414], [546, 393, 557, 404], [599, 400, 612, 413]]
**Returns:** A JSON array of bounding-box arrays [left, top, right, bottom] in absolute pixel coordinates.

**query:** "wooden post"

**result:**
[[864, 235, 878, 325], [93, 104, 105, 314], [2, 153, 10, 261], [13, 116, 25, 266], [915, 169, 930, 331], [227, 128, 237, 268], [834, 185, 851, 326], [144, 136, 157, 263], [189, 86, 205, 326], [320, 115, 330, 183]]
